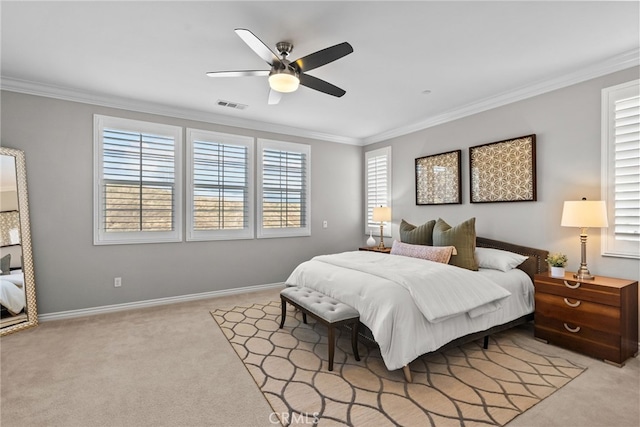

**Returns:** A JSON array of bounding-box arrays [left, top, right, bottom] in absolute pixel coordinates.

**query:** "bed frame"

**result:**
[[358, 237, 549, 382]]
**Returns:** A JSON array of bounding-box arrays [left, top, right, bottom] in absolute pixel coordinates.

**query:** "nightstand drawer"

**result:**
[[535, 277, 621, 307], [535, 292, 620, 333], [534, 319, 622, 363]]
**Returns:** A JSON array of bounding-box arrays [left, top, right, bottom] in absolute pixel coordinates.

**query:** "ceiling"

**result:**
[[1, 1, 639, 145]]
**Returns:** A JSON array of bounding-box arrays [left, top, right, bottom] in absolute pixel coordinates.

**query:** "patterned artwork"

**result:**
[[212, 301, 585, 426], [470, 135, 536, 203], [415, 150, 461, 205]]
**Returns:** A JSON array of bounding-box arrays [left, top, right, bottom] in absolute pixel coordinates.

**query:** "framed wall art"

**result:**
[[415, 149, 461, 205], [469, 134, 536, 203]]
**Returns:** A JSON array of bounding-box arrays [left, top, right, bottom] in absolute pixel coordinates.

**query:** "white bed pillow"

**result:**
[[391, 240, 456, 264], [475, 247, 528, 272]]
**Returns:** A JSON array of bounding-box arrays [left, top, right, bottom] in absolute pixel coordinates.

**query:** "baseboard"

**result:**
[[38, 282, 285, 322]]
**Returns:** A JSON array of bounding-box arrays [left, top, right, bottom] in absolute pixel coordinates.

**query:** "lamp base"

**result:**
[[574, 264, 595, 280], [574, 233, 596, 280], [378, 224, 385, 249], [573, 272, 595, 280]]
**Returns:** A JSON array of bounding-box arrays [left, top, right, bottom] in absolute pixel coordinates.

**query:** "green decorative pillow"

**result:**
[[432, 217, 478, 271], [0, 254, 11, 275], [399, 219, 435, 246]]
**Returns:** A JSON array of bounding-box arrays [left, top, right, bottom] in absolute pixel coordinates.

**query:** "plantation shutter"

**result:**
[[94, 115, 182, 245], [613, 93, 640, 241], [601, 80, 640, 258], [365, 147, 392, 234], [262, 149, 306, 228], [102, 128, 176, 232], [258, 139, 310, 238], [192, 141, 249, 231]]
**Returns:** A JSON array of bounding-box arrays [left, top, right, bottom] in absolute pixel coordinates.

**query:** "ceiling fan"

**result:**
[[207, 28, 353, 105]]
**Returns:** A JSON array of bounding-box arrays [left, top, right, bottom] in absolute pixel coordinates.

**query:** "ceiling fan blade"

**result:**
[[268, 89, 282, 105], [206, 70, 270, 78], [234, 28, 280, 66], [299, 73, 346, 97], [294, 42, 353, 73]]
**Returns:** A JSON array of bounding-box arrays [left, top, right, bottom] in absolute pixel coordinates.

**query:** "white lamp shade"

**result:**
[[268, 72, 299, 93], [372, 206, 391, 222], [561, 200, 608, 228]]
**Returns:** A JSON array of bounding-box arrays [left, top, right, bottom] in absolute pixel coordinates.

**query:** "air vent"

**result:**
[[216, 100, 248, 110]]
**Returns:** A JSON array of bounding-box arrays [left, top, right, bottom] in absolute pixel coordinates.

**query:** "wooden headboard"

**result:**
[[476, 237, 548, 281]]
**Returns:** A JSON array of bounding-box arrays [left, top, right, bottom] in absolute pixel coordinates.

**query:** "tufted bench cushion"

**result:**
[[281, 287, 359, 322], [280, 286, 360, 371]]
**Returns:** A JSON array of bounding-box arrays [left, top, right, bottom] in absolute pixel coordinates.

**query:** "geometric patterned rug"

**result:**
[[211, 301, 586, 426]]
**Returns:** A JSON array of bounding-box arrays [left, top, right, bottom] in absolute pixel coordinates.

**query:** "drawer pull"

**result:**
[[563, 298, 581, 308], [564, 280, 581, 289], [564, 323, 581, 333]]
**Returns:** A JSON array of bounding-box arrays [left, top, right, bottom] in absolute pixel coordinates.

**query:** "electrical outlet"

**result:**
[[323, 220, 328, 229], [114, 277, 122, 288]]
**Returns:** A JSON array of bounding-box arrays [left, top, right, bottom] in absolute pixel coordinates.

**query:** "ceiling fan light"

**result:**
[[268, 70, 300, 93]]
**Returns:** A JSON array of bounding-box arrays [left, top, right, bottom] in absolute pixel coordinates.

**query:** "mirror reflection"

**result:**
[[0, 148, 37, 335]]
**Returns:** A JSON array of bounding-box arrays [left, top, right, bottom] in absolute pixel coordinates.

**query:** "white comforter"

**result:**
[[285, 251, 533, 370], [1, 272, 26, 315]]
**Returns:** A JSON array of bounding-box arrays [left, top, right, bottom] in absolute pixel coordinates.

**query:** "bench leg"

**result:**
[[328, 326, 335, 371], [483, 336, 489, 349], [279, 298, 286, 329], [302, 312, 308, 324], [351, 322, 360, 361]]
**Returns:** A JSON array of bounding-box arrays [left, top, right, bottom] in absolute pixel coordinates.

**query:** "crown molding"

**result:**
[[363, 49, 640, 145], [2, 48, 637, 147], [0, 77, 364, 146]]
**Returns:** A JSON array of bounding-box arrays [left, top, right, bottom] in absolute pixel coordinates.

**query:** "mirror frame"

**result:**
[[1, 147, 38, 335]]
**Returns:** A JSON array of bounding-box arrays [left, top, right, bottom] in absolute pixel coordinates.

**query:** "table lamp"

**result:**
[[372, 206, 391, 249], [561, 198, 608, 280]]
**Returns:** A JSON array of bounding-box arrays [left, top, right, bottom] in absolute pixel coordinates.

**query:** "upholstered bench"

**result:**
[[279, 287, 360, 371]]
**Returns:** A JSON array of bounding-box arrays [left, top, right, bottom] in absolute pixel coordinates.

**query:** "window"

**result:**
[[257, 139, 310, 238], [94, 115, 182, 245], [186, 129, 253, 241], [601, 80, 640, 258], [365, 146, 392, 236]]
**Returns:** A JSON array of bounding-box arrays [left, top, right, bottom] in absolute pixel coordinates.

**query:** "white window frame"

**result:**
[[365, 146, 392, 236], [186, 129, 254, 241], [601, 79, 640, 259], [93, 115, 183, 245], [257, 139, 311, 239]]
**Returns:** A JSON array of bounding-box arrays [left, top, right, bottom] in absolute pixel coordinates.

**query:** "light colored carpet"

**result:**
[[1, 287, 638, 427], [212, 301, 586, 426]]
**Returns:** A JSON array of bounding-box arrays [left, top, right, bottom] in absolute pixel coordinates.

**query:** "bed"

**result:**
[[285, 236, 548, 381]]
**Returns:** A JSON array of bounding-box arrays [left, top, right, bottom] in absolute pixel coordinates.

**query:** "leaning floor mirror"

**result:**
[[0, 146, 38, 335]]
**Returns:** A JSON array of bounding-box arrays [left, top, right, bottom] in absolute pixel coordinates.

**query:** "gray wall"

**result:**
[[1, 91, 363, 314], [368, 66, 639, 283], [3, 67, 639, 316]]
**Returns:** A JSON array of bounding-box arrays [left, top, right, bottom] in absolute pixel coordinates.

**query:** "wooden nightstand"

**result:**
[[359, 246, 391, 254], [534, 271, 638, 366]]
